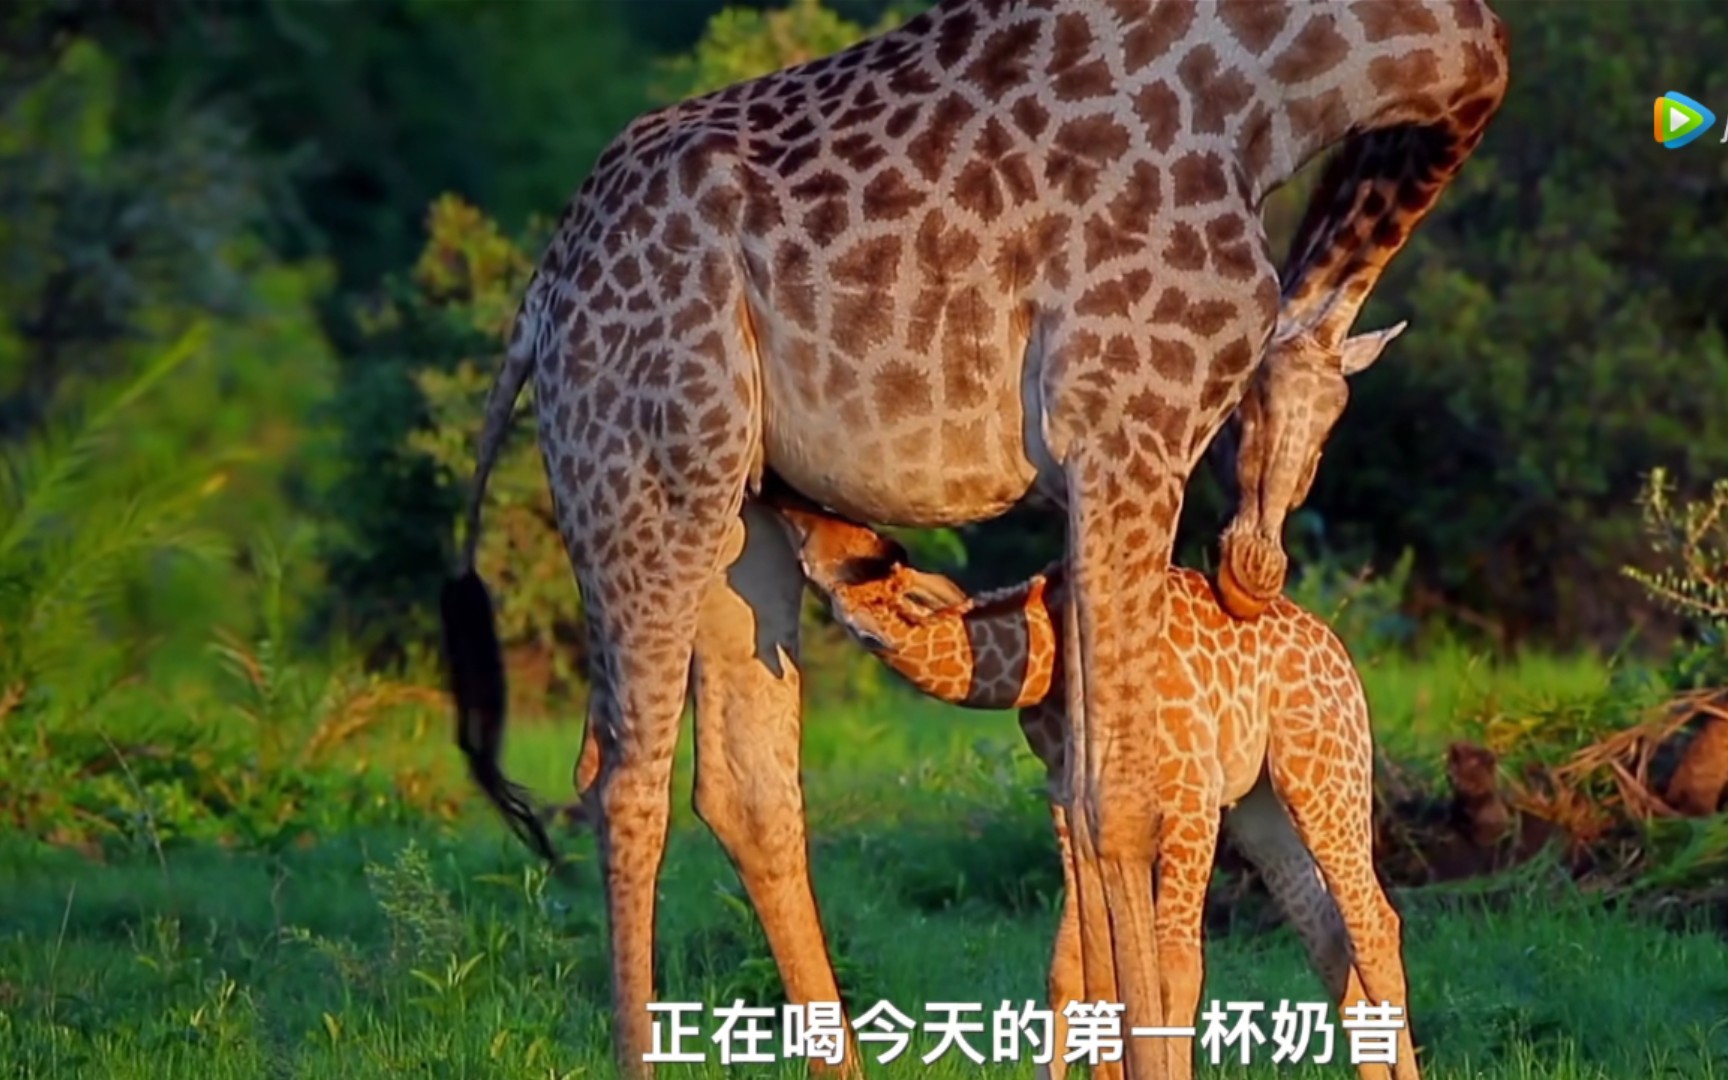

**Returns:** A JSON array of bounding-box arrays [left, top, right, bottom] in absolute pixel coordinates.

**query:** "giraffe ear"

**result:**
[[1338, 320, 1407, 376], [902, 570, 969, 618]]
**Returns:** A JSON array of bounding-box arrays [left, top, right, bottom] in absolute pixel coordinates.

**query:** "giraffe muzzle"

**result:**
[[1216, 527, 1287, 620]]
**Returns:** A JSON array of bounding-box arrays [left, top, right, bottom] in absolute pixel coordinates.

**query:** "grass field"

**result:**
[[3, 644, 1727, 1079]]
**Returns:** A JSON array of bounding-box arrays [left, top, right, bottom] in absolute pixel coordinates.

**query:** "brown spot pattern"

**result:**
[[1368, 49, 1441, 96], [1133, 81, 1183, 154], [1352, 0, 1442, 42], [1178, 46, 1255, 135], [906, 93, 979, 182], [862, 168, 928, 222], [1219, 0, 1290, 54], [967, 19, 1043, 98], [1171, 151, 1230, 208], [1117, 0, 1197, 72], [1269, 14, 1350, 85]]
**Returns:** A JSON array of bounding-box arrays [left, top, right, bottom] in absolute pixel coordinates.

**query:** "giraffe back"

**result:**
[[1154, 569, 1368, 804]]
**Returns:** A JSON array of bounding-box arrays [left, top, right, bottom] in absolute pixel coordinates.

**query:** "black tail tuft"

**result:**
[[440, 570, 505, 727], [439, 569, 565, 875]]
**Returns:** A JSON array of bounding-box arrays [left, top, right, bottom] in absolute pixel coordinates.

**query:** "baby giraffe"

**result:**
[[774, 324, 1416, 1080]]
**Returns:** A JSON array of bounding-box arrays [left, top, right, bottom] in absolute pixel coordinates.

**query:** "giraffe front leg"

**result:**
[[1060, 450, 1190, 1080], [691, 503, 858, 1078]]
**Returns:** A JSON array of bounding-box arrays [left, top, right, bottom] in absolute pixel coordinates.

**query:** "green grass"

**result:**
[[3, 645, 1726, 1078]]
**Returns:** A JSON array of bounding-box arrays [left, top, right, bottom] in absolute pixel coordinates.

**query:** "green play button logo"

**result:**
[[1654, 92, 1715, 149]]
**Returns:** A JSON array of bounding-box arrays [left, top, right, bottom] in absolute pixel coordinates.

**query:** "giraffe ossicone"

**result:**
[[437, 1, 1511, 1077]]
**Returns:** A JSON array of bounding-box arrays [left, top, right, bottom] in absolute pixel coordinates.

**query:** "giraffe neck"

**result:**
[[849, 569, 1060, 710], [849, 563, 1275, 714], [886, 1, 1507, 210]]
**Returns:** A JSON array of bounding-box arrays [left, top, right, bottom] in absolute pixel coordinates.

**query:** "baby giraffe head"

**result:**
[[1214, 319, 1406, 620], [770, 501, 970, 652]]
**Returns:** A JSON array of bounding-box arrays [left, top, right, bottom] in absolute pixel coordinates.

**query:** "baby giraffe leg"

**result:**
[[1269, 700, 1419, 1080], [1021, 701, 1080, 1080], [1148, 708, 1223, 1080], [1222, 779, 1372, 1013]]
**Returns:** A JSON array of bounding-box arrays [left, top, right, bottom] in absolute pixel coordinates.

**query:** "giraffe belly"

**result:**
[[1217, 700, 1270, 805], [752, 310, 1058, 529], [761, 393, 1039, 526]]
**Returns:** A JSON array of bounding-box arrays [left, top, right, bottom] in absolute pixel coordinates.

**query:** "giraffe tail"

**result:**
[[456, 286, 540, 577], [438, 286, 565, 876]]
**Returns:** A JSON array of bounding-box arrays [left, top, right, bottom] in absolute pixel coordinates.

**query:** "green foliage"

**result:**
[[317, 195, 546, 666], [126, 0, 657, 289], [1621, 467, 1728, 687], [0, 37, 272, 431], [0, 326, 228, 718], [2, 545, 453, 857], [656, 0, 925, 101], [0, 20, 343, 659], [1283, 544, 1421, 659], [1299, 1, 1728, 647]]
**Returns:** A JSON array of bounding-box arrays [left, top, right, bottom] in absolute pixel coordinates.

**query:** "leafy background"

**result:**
[[3, 0, 1727, 862]]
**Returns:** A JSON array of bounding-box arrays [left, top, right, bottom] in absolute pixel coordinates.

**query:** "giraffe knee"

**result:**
[[1086, 783, 1159, 865], [692, 739, 804, 861]]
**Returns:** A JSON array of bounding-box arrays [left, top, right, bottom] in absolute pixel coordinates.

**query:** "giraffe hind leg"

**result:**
[[689, 499, 859, 1076], [1223, 776, 1363, 1007], [548, 337, 765, 1078], [568, 507, 863, 1078], [1265, 697, 1420, 1080], [573, 544, 718, 1079]]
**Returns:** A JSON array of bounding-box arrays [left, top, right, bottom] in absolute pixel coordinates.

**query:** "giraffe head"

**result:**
[[770, 499, 971, 651], [1214, 319, 1407, 620]]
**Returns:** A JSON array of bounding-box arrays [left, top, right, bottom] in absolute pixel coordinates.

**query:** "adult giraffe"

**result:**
[[439, 3, 1510, 1077]]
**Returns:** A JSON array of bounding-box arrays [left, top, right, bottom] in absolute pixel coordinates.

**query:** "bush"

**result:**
[[317, 197, 545, 672], [0, 327, 226, 721], [0, 23, 343, 659], [1295, 2, 1728, 649], [1622, 468, 1728, 689]]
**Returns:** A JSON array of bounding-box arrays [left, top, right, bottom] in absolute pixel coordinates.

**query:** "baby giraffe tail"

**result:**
[[437, 291, 564, 874]]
